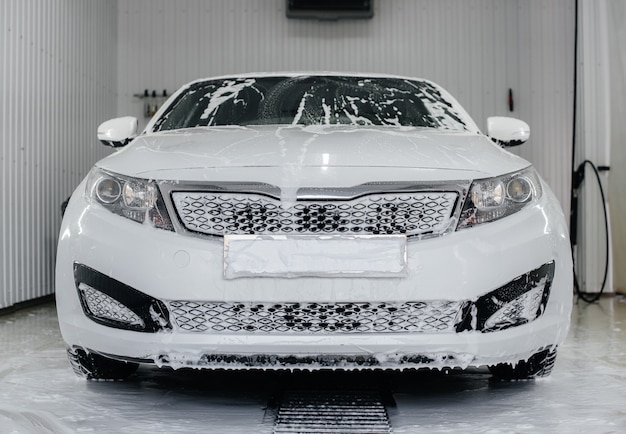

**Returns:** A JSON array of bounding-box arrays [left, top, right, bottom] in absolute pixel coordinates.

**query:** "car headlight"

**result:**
[[457, 167, 542, 229], [86, 168, 174, 231]]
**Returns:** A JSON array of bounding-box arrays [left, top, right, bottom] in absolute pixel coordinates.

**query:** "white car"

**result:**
[[56, 73, 572, 380]]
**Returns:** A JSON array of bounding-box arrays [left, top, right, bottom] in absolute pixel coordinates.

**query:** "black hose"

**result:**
[[573, 160, 610, 303], [569, 0, 611, 303]]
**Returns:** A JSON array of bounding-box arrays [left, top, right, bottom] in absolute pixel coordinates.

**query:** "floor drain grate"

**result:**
[[273, 390, 392, 433]]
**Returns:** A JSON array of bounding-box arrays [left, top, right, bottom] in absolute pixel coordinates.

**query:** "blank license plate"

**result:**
[[223, 235, 407, 279]]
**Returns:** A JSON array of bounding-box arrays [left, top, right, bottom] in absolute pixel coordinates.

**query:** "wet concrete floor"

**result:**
[[0, 296, 625, 433]]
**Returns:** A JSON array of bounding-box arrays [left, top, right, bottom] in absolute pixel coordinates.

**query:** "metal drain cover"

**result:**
[[273, 390, 392, 433]]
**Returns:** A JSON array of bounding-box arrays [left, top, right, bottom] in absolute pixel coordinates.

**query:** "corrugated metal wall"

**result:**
[[608, 0, 626, 292], [0, 0, 118, 309], [117, 0, 575, 212], [576, 0, 613, 293]]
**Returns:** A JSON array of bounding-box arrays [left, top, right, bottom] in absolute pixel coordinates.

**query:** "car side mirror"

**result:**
[[97, 117, 138, 148], [486, 116, 530, 147]]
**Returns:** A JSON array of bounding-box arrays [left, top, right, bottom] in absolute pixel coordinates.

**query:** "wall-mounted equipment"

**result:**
[[286, 0, 373, 20], [133, 89, 168, 118]]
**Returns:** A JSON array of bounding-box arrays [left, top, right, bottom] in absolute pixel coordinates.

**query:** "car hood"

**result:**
[[97, 125, 530, 186]]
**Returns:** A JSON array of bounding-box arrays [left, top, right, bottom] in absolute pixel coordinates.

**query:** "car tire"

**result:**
[[488, 348, 558, 381], [67, 348, 138, 380]]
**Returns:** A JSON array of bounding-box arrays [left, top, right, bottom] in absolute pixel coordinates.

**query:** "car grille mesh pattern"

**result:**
[[78, 283, 144, 327], [167, 301, 464, 334], [171, 191, 458, 237]]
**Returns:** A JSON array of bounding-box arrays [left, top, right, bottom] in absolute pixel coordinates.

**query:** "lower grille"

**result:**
[[166, 262, 555, 336], [167, 301, 464, 334], [74, 261, 554, 336]]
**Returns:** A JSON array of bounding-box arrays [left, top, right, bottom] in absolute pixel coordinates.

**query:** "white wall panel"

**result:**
[[608, 0, 626, 292], [576, 0, 613, 293], [117, 0, 574, 214], [1, 0, 118, 309]]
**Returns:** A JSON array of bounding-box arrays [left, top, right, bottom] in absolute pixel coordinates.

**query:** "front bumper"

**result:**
[[56, 187, 572, 370]]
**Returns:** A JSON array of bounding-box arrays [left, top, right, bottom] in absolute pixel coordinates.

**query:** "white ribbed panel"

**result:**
[[608, 0, 626, 292], [118, 0, 574, 212], [0, 0, 118, 309], [576, 0, 613, 293]]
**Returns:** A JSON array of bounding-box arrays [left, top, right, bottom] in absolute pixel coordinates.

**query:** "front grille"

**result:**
[[171, 191, 458, 237], [167, 301, 464, 334]]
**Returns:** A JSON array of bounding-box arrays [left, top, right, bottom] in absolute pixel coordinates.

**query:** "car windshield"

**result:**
[[152, 75, 469, 132]]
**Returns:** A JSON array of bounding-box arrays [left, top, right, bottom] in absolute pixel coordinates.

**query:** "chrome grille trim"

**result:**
[[160, 181, 470, 238], [166, 301, 465, 334]]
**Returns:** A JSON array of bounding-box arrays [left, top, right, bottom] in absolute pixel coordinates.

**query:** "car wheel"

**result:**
[[488, 348, 558, 381], [67, 348, 138, 380]]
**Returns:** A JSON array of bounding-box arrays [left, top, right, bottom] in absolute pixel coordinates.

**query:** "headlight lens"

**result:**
[[457, 167, 542, 229], [123, 180, 156, 208], [506, 176, 533, 202], [470, 179, 505, 209], [86, 168, 174, 230], [95, 178, 122, 204]]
